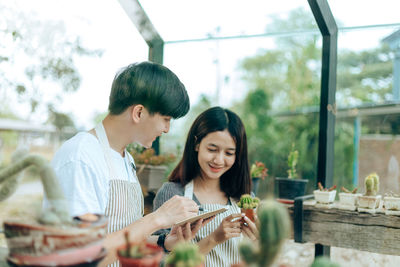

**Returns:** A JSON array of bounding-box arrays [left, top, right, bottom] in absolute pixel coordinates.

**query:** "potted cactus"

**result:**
[[237, 198, 291, 267], [313, 182, 337, 206], [165, 242, 204, 267], [338, 186, 362, 211], [0, 150, 107, 266], [275, 144, 308, 201], [383, 191, 400, 215], [250, 161, 268, 195], [358, 172, 382, 213], [237, 194, 260, 222], [117, 231, 164, 267]]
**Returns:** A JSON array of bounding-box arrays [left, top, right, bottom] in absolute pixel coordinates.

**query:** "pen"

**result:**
[[198, 207, 207, 212]]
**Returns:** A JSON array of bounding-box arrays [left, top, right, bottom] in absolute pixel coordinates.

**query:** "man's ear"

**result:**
[[131, 105, 144, 123]]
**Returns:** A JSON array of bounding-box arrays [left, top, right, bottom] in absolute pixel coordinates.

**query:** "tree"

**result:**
[[0, 2, 103, 124], [235, 7, 392, 193]]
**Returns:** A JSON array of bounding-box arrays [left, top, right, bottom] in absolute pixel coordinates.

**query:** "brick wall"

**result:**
[[359, 135, 400, 194]]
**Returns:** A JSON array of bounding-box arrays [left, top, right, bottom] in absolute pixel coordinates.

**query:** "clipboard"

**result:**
[[174, 207, 228, 226]]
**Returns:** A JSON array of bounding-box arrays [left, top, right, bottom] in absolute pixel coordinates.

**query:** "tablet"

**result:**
[[174, 207, 228, 226]]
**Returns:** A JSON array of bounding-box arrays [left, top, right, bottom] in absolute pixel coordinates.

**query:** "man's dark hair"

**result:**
[[108, 61, 189, 118]]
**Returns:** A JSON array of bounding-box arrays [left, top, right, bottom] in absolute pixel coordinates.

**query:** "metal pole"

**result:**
[[308, 0, 338, 258], [117, 0, 164, 154]]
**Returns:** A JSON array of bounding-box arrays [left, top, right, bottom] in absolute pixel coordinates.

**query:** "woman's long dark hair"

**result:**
[[169, 106, 251, 199]]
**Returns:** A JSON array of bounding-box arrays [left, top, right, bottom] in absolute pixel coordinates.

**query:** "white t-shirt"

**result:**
[[44, 132, 139, 217]]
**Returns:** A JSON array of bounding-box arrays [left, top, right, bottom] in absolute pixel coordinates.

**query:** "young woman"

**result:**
[[154, 106, 259, 266]]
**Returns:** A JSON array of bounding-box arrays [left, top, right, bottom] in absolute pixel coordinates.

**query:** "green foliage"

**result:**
[[236, 7, 390, 196], [311, 256, 340, 267], [287, 144, 298, 179], [237, 194, 260, 209], [165, 242, 204, 267], [250, 161, 268, 179], [239, 198, 290, 267], [0, 2, 103, 123]]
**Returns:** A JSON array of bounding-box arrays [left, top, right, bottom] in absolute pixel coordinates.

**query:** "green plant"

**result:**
[[365, 172, 379, 196], [311, 256, 340, 267], [0, 149, 71, 225], [128, 147, 176, 166], [239, 198, 291, 267], [287, 144, 298, 179], [250, 161, 268, 180], [237, 194, 260, 209], [165, 242, 204, 267]]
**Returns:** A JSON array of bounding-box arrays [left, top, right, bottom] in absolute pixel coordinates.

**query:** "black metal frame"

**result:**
[[308, 0, 338, 257]]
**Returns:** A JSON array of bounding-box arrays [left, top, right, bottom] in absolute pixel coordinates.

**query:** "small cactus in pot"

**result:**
[[313, 182, 337, 205], [237, 194, 260, 222], [117, 231, 164, 267], [338, 186, 362, 211], [238, 198, 291, 267], [383, 191, 400, 215], [358, 172, 382, 213]]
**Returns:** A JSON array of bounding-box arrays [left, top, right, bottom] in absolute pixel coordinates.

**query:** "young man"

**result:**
[[46, 61, 202, 265]]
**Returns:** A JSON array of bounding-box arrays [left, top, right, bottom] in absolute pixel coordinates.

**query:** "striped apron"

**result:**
[[184, 181, 242, 267], [95, 123, 144, 267]]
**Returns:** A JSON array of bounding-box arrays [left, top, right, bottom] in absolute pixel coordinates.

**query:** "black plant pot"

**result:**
[[275, 177, 308, 200], [251, 177, 260, 196]]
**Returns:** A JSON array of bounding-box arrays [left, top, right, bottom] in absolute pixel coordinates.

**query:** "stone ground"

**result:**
[[2, 181, 400, 267]]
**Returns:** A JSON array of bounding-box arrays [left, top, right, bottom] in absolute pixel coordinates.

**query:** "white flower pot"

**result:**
[[314, 190, 336, 204], [339, 192, 362, 206], [358, 195, 381, 209], [384, 196, 400, 211]]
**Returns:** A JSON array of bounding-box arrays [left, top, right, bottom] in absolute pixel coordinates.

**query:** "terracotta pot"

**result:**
[[117, 243, 163, 267], [241, 208, 256, 222], [4, 215, 107, 266]]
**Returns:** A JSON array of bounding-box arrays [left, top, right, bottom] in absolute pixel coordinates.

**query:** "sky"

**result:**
[[3, 0, 400, 130]]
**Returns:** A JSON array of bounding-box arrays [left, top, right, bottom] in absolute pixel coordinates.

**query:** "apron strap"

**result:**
[[95, 122, 117, 180], [184, 180, 194, 199]]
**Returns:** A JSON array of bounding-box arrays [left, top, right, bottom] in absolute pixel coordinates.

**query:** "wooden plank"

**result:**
[[289, 204, 400, 255]]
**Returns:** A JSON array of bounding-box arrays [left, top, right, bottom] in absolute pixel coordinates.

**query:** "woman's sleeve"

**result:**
[[152, 182, 184, 236], [153, 182, 184, 212]]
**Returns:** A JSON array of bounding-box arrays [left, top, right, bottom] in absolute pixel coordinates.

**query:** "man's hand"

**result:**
[[164, 216, 214, 251], [153, 195, 199, 228]]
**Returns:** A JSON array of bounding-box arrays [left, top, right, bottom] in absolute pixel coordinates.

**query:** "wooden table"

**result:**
[[288, 199, 400, 256]]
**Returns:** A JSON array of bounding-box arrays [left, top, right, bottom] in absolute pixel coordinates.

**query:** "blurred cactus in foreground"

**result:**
[[165, 242, 204, 267], [0, 149, 71, 225], [311, 256, 340, 267], [239, 198, 291, 267]]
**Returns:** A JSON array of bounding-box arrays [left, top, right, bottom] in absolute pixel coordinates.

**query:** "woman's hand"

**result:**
[[241, 214, 259, 241], [164, 217, 213, 251], [210, 213, 243, 245]]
